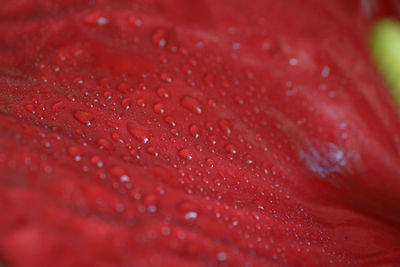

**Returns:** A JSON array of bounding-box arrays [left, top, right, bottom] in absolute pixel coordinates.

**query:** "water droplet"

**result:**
[[97, 138, 115, 151], [289, 57, 298, 66], [121, 98, 131, 110], [159, 55, 168, 64], [321, 65, 330, 78], [152, 28, 167, 48], [111, 132, 124, 143], [136, 99, 146, 108], [41, 139, 51, 148], [180, 96, 202, 114], [90, 155, 103, 168], [164, 116, 176, 127], [177, 201, 199, 220], [178, 148, 193, 160], [217, 252, 227, 261], [218, 119, 232, 135], [127, 122, 151, 143], [68, 146, 82, 161], [203, 73, 215, 88], [244, 154, 254, 165], [156, 87, 169, 98], [186, 77, 196, 87], [109, 166, 130, 182], [104, 91, 112, 100], [205, 122, 214, 132], [97, 17, 108, 25], [127, 147, 137, 157], [184, 211, 198, 220], [146, 147, 159, 157], [170, 129, 179, 136], [128, 15, 142, 27], [189, 125, 200, 139], [160, 73, 173, 83], [143, 193, 158, 212], [224, 143, 237, 154], [208, 135, 217, 145], [206, 158, 214, 168], [153, 103, 166, 114], [234, 96, 244, 105], [73, 110, 94, 126], [120, 175, 130, 182], [207, 99, 217, 108]]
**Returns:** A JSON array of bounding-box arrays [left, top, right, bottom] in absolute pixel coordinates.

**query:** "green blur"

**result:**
[[370, 18, 400, 107]]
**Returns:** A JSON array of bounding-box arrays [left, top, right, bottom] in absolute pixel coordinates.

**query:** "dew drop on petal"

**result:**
[[152, 28, 167, 48], [224, 143, 237, 154], [73, 110, 94, 126], [153, 103, 166, 114], [178, 148, 193, 160], [156, 87, 169, 98], [127, 122, 151, 144], [180, 96, 202, 115], [218, 119, 232, 135], [189, 125, 200, 139]]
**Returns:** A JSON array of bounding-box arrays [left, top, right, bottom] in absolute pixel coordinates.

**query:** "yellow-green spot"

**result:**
[[370, 18, 400, 106]]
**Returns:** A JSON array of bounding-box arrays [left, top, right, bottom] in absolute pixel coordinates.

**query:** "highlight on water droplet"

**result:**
[[90, 155, 103, 168], [97, 138, 115, 151], [67, 146, 83, 161], [156, 87, 169, 98], [153, 103, 166, 114], [178, 148, 193, 160], [224, 143, 237, 154], [109, 166, 130, 182], [73, 110, 94, 126], [218, 119, 232, 136], [189, 124, 200, 139], [177, 200, 199, 220], [152, 28, 168, 48], [127, 122, 151, 144], [180, 95, 202, 115]]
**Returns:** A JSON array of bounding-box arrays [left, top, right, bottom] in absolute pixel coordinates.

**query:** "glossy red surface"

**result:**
[[0, 0, 400, 266]]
